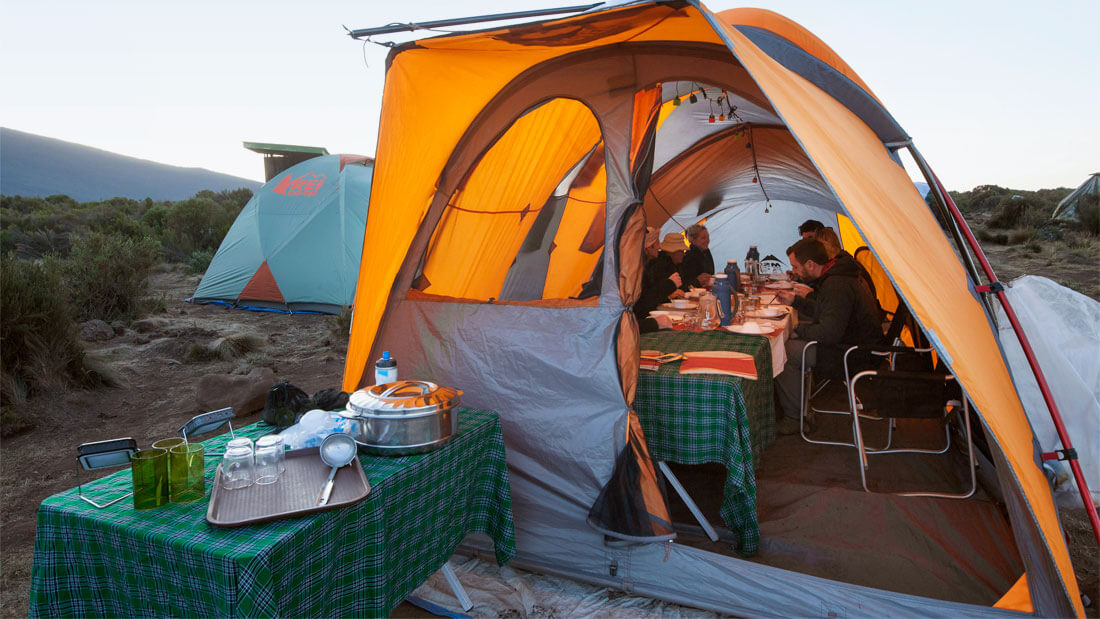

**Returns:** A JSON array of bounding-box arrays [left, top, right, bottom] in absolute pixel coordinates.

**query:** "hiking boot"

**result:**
[[776, 417, 801, 436]]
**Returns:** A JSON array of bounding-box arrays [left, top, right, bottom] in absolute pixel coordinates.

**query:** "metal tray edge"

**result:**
[[205, 452, 372, 528]]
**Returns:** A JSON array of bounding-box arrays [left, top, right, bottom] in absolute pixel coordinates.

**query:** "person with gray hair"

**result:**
[[680, 223, 715, 289]]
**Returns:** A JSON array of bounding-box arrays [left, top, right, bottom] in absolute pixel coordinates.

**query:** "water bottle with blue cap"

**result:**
[[375, 351, 398, 385]]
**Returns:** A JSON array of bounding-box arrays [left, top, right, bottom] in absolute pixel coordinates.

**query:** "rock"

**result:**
[[195, 367, 277, 418], [79, 319, 115, 341], [110, 321, 126, 335]]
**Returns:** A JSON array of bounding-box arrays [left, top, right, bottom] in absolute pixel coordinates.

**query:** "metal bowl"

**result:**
[[341, 380, 462, 456]]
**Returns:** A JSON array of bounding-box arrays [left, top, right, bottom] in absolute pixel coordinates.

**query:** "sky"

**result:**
[[2, 0, 1097, 191]]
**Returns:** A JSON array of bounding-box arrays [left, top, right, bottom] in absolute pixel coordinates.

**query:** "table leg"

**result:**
[[440, 562, 473, 611], [658, 461, 720, 542]]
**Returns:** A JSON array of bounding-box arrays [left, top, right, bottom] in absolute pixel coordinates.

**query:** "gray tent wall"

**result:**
[[1051, 172, 1099, 221], [358, 3, 1081, 616]]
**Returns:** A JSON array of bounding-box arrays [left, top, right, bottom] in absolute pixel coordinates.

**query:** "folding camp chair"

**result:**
[[847, 349, 977, 498], [798, 295, 923, 446], [798, 341, 893, 449]]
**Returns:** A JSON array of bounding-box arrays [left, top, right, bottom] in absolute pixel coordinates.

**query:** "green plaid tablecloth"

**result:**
[[29, 408, 515, 618], [637, 330, 777, 555]]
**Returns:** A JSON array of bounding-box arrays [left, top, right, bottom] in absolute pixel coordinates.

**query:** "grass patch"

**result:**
[[0, 405, 36, 437], [185, 332, 265, 363], [1007, 228, 1034, 245], [328, 308, 353, 347], [211, 333, 265, 360]]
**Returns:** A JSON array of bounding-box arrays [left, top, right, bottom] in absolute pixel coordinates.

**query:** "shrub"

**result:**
[[186, 249, 214, 274], [142, 195, 241, 261], [62, 233, 159, 322], [1077, 192, 1099, 235], [141, 292, 168, 315], [0, 255, 92, 407], [988, 195, 1049, 230], [1008, 228, 1035, 245], [975, 227, 1008, 245]]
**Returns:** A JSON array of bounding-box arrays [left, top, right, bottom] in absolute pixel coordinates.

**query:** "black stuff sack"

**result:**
[[263, 382, 313, 428], [313, 388, 349, 412]]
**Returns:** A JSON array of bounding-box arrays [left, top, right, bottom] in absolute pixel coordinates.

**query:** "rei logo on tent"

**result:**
[[272, 172, 325, 197]]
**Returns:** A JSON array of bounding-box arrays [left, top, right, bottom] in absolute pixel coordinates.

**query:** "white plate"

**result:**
[[748, 308, 786, 319], [765, 281, 794, 290], [664, 301, 697, 310], [725, 322, 772, 335]]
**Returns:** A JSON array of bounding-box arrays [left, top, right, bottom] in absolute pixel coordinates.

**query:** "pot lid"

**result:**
[[347, 380, 462, 417]]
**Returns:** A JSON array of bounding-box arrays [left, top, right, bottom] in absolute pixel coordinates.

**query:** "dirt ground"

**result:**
[[0, 266, 349, 617], [1, 264, 1097, 616]]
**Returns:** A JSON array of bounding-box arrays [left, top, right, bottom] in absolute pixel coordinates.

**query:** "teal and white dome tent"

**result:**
[[190, 153, 373, 314]]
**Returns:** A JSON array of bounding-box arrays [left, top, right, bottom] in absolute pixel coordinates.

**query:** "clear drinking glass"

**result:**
[[253, 436, 283, 485], [226, 437, 253, 451], [256, 435, 286, 474], [220, 442, 254, 490]]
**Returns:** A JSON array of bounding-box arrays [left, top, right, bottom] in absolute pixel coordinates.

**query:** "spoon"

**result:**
[[316, 433, 358, 506]]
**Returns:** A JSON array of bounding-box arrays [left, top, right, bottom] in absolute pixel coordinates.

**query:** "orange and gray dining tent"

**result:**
[[342, 2, 1084, 616]]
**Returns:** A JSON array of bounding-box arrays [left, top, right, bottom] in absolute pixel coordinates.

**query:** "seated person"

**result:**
[[773, 238, 884, 435], [679, 223, 715, 289], [798, 219, 825, 239], [787, 219, 826, 280], [635, 228, 682, 333], [814, 226, 876, 301]]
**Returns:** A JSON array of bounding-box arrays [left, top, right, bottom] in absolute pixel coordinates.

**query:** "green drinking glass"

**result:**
[[131, 448, 169, 510], [169, 443, 205, 503], [152, 437, 186, 452]]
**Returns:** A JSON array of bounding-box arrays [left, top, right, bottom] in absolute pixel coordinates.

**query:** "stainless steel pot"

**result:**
[[341, 380, 462, 456]]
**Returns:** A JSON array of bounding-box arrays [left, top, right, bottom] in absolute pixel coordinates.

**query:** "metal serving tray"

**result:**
[[206, 446, 371, 528]]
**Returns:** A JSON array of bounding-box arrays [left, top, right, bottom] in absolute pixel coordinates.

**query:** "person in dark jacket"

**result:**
[[680, 223, 715, 289], [635, 228, 681, 333], [773, 238, 884, 434], [814, 226, 877, 302]]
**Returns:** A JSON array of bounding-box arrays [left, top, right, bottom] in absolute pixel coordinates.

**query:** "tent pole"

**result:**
[[909, 147, 1100, 548], [347, 4, 602, 39]]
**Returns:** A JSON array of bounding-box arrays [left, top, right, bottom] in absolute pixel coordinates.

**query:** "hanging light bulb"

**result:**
[[718, 113, 726, 122], [689, 92, 698, 104], [752, 177, 758, 184], [672, 96, 681, 107], [708, 114, 716, 123]]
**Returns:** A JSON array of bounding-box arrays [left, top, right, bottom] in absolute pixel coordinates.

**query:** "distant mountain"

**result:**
[[0, 127, 261, 202]]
